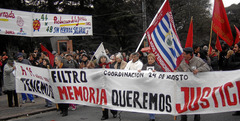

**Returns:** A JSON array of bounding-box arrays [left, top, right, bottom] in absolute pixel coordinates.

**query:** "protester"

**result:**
[[219, 42, 229, 70], [62, 54, 79, 69], [79, 53, 95, 69], [41, 59, 53, 108], [96, 54, 117, 120], [21, 50, 27, 59], [62, 54, 79, 111], [3, 58, 18, 107], [110, 54, 116, 68], [199, 49, 211, 68], [114, 53, 127, 69], [54, 56, 69, 116], [125, 52, 143, 70], [0, 55, 3, 96], [193, 45, 201, 57], [122, 52, 129, 62], [209, 48, 219, 71], [222, 49, 234, 70], [177, 47, 210, 121], [128, 53, 133, 62], [28, 53, 37, 66], [138, 51, 147, 64], [227, 42, 240, 116], [16, 53, 35, 103], [140, 53, 163, 121], [41, 51, 50, 61]]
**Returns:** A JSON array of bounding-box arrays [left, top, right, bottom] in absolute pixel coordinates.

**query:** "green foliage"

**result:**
[[226, 3, 240, 40]]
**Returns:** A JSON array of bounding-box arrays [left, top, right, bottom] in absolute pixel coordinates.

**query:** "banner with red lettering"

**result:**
[[32, 13, 92, 36], [15, 62, 240, 115]]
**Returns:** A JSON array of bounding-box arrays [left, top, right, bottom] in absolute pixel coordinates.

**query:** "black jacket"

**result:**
[[227, 53, 240, 70]]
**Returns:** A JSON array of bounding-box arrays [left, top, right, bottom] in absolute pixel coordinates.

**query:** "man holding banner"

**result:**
[[177, 47, 210, 121]]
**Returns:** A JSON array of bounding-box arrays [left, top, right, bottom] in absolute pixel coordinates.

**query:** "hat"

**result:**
[[52, 51, 57, 55], [17, 53, 23, 58], [183, 47, 193, 53], [82, 53, 87, 57]]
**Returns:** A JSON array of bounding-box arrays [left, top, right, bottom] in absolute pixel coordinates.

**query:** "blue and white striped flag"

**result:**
[[146, 0, 183, 72]]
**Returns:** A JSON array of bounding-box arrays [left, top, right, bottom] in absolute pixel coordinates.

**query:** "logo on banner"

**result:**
[[17, 16, 24, 32], [16, 16, 27, 35], [33, 19, 41, 31], [165, 31, 173, 48]]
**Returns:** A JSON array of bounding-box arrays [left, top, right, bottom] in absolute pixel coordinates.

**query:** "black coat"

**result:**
[[227, 53, 240, 70]]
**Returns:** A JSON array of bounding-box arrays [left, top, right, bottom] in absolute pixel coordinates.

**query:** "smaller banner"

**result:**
[[32, 13, 92, 36]]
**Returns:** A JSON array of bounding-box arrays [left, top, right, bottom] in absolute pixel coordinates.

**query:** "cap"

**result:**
[[183, 47, 193, 53], [52, 51, 57, 55], [17, 53, 23, 58]]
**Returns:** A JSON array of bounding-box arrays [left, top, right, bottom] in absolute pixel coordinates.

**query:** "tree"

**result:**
[[169, 0, 212, 47], [226, 3, 240, 42]]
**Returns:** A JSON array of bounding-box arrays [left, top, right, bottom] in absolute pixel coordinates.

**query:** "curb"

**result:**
[[0, 107, 57, 121]]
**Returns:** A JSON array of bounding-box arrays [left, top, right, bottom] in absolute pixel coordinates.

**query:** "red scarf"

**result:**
[[99, 62, 111, 68]]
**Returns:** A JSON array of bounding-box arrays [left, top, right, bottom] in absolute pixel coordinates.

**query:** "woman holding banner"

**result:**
[[54, 56, 69, 117], [41, 59, 53, 108], [96, 54, 118, 120], [140, 53, 163, 121]]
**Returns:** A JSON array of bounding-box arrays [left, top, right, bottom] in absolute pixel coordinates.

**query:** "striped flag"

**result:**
[[146, 0, 183, 72]]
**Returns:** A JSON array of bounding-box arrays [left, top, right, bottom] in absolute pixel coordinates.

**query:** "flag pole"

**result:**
[[135, 33, 146, 52], [208, 21, 213, 55], [135, 0, 168, 52]]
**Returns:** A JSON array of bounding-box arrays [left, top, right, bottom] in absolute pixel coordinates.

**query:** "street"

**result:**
[[9, 105, 240, 121]]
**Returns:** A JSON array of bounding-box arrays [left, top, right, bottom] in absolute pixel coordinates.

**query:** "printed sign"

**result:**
[[32, 13, 92, 36]]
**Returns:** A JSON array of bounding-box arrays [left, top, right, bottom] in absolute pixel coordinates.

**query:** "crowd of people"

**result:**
[[0, 41, 240, 121]]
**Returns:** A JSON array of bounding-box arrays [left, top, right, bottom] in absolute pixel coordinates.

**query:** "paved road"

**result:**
[[9, 104, 240, 121]]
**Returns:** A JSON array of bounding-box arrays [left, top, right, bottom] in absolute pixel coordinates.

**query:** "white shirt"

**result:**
[[124, 60, 143, 70]]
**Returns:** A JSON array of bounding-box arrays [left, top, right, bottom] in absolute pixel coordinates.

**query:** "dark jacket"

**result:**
[[62, 59, 79, 68], [17, 59, 31, 65], [142, 62, 163, 72], [227, 53, 240, 70]]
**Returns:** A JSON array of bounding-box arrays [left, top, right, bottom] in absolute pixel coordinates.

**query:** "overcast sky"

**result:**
[[210, 0, 240, 7]]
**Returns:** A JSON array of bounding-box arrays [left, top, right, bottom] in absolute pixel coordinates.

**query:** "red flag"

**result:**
[[209, 46, 213, 55], [40, 44, 55, 67], [212, 0, 233, 46], [215, 34, 222, 52], [234, 25, 240, 44], [185, 17, 193, 48]]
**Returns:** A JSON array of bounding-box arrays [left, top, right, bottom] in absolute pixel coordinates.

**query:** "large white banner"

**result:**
[[0, 8, 92, 37], [15, 62, 240, 115], [0, 8, 33, 36]]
